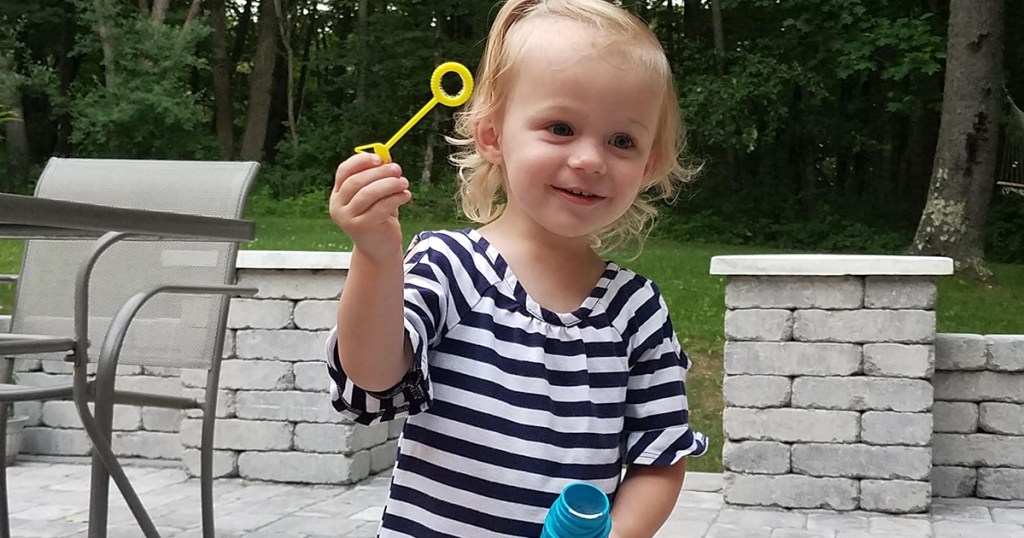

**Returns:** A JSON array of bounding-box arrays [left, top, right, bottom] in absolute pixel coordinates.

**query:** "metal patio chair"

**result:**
[[0, 158, 260, 538]]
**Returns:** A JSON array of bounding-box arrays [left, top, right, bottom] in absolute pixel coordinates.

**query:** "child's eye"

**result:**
[[610, 134, 635, 149], [548, 123, 574, 137]]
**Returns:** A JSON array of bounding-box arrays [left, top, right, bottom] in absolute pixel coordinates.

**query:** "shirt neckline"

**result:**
[[459, 228, 616, 327]]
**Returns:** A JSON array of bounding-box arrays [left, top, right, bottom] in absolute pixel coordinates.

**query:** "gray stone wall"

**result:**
[[10, 348, 188, 463], [721, 275, 937, 514], [175, 265, 400, 484], [932, 333, 1024, 500], [5, 258, 401, 486]]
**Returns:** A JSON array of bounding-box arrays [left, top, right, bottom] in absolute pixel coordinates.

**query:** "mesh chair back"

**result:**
[[10, 158, 258, 369]]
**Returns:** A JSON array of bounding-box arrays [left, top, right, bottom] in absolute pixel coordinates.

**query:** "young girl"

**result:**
[[325, 0, 708, 536]]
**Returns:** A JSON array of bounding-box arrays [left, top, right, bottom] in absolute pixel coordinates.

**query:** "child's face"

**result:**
[[478, 20, 664, 243]]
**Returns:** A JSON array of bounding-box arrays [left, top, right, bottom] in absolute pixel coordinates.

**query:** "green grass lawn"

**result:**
[[2, 211, 1023, 473]]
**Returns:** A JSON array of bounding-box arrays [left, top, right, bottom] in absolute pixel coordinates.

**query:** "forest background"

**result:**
[[0, 0, 1022, 268]]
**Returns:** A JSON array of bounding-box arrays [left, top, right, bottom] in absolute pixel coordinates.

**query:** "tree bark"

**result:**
[[294, 6, 317, 123], [710, 0, 739, 186], [683, 0, 705, 43], [355, 0, 369, 105], [0, 54, 29, 193], [209, 0, 234, 158], [151, 0, 169, 24], [92, 0, 116, 89], [183, 0, 204, 28], [230, 0, 255, 68], [276, 0, 298, 147], [910, 0, 1004, 280], [239, 0, 280, 162]]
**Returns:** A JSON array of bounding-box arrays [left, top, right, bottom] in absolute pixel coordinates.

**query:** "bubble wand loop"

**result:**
[[354, 62, 474, 163]]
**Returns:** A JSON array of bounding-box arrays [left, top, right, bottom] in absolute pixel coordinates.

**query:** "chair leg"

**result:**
[[201, 412, 214, 538], [0, 404, 10, 538], [200, 377, 220, 538], [88, 372, 116, 538], [88, 447, 111, 538], [76, 367, 160, 538]]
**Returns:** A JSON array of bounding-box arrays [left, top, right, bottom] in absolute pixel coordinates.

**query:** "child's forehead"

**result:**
[[507, 17, 644, 73]]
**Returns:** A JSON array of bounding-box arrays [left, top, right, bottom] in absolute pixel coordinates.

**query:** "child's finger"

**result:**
[[333, 153, 384, 193], [360, 189, 412, 223], [345, 176, 410, 217], [336, 162, 403, 206]]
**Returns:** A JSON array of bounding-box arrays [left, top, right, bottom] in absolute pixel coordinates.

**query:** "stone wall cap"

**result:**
[[237, 250, 351, 270], [710, 254, 953, 276]]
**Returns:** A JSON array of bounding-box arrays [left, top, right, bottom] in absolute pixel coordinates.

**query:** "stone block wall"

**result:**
[[5, 251, 402, 485], [176, 250, 399, 484], [932, 333, 1024, 500], [712, 255, 953, 514], [6, 351, 187, 462]]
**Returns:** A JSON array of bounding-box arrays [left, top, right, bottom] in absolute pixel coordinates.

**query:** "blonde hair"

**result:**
[[449, 0, 696, 252]]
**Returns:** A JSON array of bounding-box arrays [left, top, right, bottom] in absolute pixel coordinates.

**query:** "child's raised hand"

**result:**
[[329, 153, 412, 261]]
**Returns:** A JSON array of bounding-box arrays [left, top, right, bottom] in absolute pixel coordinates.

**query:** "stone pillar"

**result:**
[[711, 254, 953, 514], [933, 333, 1024, 500]]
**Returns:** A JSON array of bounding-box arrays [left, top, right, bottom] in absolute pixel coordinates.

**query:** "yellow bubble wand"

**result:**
[[354, 62, 474, 164]]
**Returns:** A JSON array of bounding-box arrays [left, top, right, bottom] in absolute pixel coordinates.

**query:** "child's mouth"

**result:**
[[555, 187, 602, 199]]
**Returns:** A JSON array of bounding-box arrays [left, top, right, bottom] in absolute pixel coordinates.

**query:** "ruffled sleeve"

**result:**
[[324, 233, 451, 425], [621, 285, 709, 465]]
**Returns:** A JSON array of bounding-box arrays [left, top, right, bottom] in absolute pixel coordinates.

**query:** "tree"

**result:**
[[239, 0, 279, 161], [0, 47, 29, 193], [910, 0, 1005, 279], [209, 0, 235, 158]]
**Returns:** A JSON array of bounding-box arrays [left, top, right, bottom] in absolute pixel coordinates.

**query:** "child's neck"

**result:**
[[479, 219, 606, 314]]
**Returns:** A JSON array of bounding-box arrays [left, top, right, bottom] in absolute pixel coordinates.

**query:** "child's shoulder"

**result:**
[[404, 227, 500, 279], [405, 227, 480, 256], [602, 260, 665, 300]]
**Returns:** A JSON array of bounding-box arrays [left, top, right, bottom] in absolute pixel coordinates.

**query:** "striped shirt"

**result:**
[[325, 229, 707, 537]]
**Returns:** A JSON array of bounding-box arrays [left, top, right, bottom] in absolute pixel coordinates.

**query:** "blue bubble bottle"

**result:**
[[540, 482, 612, 538]]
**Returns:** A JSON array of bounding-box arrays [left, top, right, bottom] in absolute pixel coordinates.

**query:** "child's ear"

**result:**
[[474, 116, 503, 165]]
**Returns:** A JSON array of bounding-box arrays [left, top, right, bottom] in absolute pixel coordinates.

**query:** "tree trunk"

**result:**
[[355, 0, 369, 104], [421, 19, 442, 186], [294, 6, 317, 124], [230, 0, 255, 68], [709, 0, 738, 187], [183, 0, 203, 28], [0, 55, 29, 193], [239, 0, 280, 162], [93, 0, 116, 88], [151, 0, 169, 24], [910, 0, 1004, 280], [209, 0, 234, 158], [276, 0, 298, 147], [683, 0, 705, 43]]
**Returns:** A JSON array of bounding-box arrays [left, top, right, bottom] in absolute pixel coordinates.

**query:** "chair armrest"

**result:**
[[0, 334, 75, 356], [95, 284, 257, 372]]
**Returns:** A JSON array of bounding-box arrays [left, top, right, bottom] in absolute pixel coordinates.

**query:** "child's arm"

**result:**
[[329, 153, 414, 392], [609, 460, 687, 538]]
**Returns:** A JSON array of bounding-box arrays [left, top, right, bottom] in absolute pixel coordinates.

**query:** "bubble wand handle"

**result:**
[[383, 96, 440, 151], [354, 61, 474, 163]]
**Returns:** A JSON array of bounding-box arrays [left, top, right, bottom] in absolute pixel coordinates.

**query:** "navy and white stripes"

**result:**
[[326, 229, 707, 537]]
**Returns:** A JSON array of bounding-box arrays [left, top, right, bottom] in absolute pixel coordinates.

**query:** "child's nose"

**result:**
[[568, 140, 607, 175]]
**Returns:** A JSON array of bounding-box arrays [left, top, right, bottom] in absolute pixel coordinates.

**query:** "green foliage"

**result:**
[[69, 11, 218, 159], [0, 0, 1021, 268], [0, 105, 16, 124], [987, 192, 1024, 264]]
